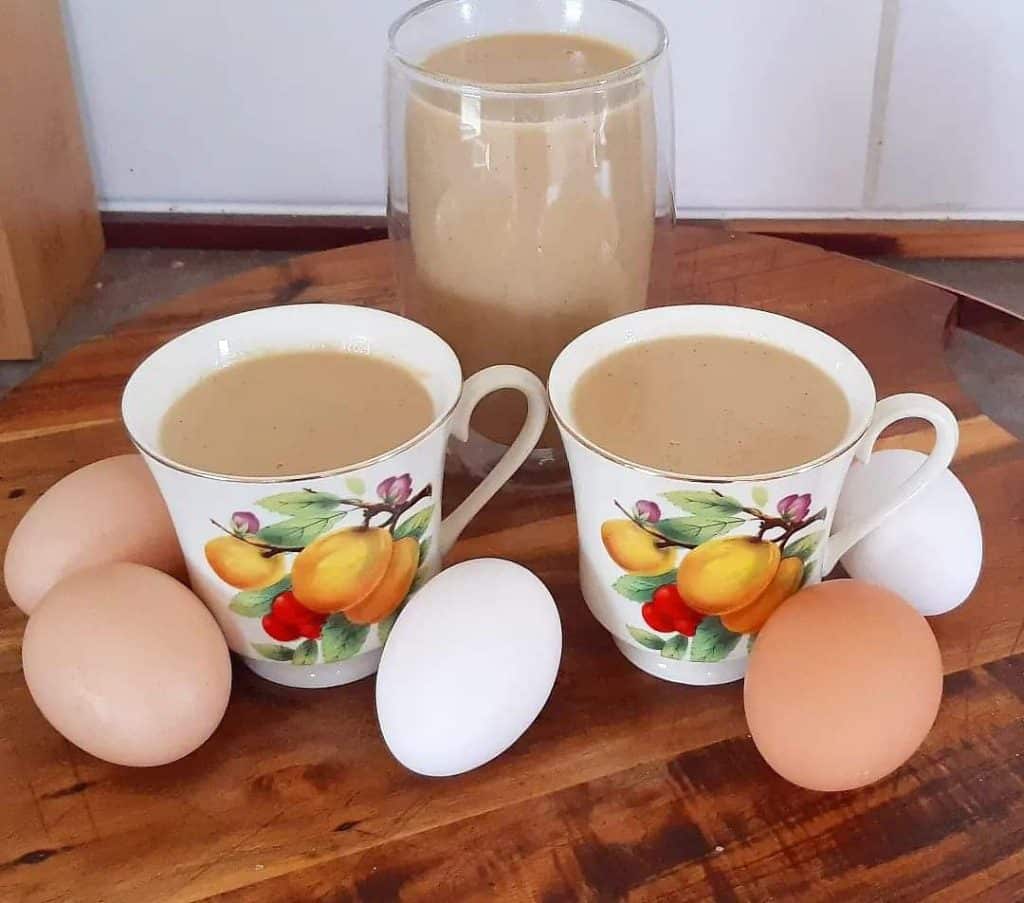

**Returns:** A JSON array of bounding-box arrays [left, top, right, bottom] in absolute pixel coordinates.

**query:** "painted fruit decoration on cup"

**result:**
[[602, 489, 825, 662], [204, 474, 433, 665]]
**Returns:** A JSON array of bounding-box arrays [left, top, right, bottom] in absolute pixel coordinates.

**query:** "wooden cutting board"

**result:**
[[1, 227, 1023, 902]]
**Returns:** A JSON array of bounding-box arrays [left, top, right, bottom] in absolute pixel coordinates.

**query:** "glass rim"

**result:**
[[386, 0, 669, 97]]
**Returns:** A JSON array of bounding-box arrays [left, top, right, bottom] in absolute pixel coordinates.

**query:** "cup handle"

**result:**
[[439, 365, 548, 556], [822, 393, 959, 573]]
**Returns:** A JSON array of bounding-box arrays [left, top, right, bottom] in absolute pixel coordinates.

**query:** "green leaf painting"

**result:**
[[660, 635, 688, 660], [655, 515, 744, 546], [321, 614, 370, 663], [257, 513, 342, 548], [229, 575, 292, 617], [612, 570, 677, 603], [256, 490, 343, 516], [344, 477, 366, 495], [418, 537, 431, 567], [409, 564, 432, 595], [378, 608, 401, 646], [801, 560, 816, 588], [252, 643, 295, 662], [689, 617, 741, 663], [751, 486, 770, 508], [662, 491, 743, 516], [783, 530, 824, 563], [627, 626, 666, 651], [393, 505, 435, 542], [291, 639, 319, 666]]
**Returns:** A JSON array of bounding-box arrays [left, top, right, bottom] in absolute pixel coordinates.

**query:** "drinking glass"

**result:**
[[386, 0, 675, 481]]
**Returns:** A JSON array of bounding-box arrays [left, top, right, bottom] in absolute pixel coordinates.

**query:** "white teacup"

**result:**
[[123, 304, 547, 688], [549, 305, 959, 685]]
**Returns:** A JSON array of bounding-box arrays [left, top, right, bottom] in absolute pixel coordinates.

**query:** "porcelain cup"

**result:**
[[123, 304, 547, 688], [549, 304, 959, 685]]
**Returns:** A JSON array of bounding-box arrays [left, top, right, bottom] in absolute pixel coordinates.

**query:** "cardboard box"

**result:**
[[0, 0, 103, 359]]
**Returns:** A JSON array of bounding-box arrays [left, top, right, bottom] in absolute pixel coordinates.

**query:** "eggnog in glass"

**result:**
[[386, 0, 675, 481]]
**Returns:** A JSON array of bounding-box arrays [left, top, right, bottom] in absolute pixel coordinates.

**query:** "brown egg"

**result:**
[[22, 563, 231, 767], [3, 454, 184, 614], [744, 579, 942, 792]]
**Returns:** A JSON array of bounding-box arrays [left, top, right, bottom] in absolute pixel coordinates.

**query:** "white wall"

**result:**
[[61, 0, 1024, 219]]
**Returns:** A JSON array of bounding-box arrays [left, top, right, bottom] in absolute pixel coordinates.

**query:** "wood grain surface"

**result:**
[[719, 219, 1024, 260], [1, 227, 1022, 902]]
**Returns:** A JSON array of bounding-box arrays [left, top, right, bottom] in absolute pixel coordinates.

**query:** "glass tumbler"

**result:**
[[386, 0, 675, 481]]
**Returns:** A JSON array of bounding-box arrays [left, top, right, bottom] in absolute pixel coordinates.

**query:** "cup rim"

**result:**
[[547, 305, 878, 483], [121, 304, 464, 484], [386, 0, 669, 98]]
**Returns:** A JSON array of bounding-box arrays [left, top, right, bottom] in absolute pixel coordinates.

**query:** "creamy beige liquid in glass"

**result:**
[[159, 350, 435, 477], [401, 32, 656, 445], [571, 336, 851, 476]]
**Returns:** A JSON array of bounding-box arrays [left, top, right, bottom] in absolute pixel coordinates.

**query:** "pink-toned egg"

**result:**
[[22, 563, 231, 767], [3, 454, 183, 614], [744, 579, 943, 792]]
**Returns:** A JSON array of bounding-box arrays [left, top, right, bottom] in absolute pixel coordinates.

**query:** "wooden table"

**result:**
[[2, 227, 1023, 902]]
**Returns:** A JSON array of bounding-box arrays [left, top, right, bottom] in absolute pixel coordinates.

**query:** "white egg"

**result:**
[[376, 559, 561, 776], [834, 449, 982, 616]]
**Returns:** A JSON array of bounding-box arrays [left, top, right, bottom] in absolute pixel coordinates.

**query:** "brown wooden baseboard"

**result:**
[[100, 212, 386, 252], [100, 212, 1024, 258]]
